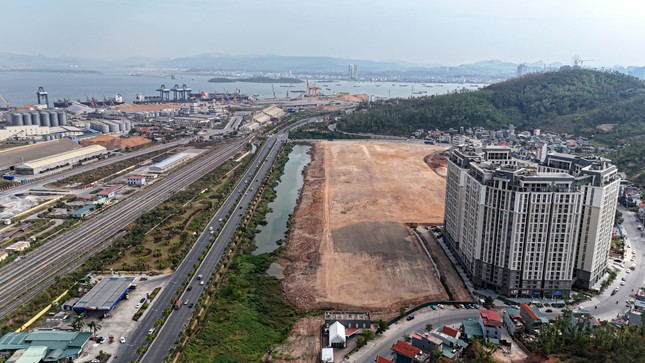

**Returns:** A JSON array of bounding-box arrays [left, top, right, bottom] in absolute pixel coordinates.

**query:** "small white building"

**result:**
[[6, 241, 30, 253], [0, 251, 8, 262], [321, 347, 333, 362], [328, 321, 346, 348], [127, 175, 147, 186]]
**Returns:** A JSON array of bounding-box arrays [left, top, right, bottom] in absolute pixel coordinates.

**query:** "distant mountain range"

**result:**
[[0, 52, 644, 78]]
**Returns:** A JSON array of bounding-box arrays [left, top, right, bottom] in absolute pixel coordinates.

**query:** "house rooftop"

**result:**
[[480, 310, 502, 327]]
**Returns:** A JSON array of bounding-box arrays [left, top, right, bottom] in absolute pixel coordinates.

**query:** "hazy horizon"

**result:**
[[2, 0, 645, 67]]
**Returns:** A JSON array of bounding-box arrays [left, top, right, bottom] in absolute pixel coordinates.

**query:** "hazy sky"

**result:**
[[3, 0, 644, 66]]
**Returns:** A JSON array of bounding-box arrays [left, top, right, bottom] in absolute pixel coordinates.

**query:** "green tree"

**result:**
[[87, 321, 102, 337], [399, 306, 406, 318], [71, 315, 85, 331], [375, 319, 389, 334], [425, 323, 433, 332]]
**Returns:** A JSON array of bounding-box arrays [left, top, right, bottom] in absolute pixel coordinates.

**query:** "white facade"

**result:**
[[127, 176, 147, 186], [328, 321, 346, 348], [444, 145, 620, 296]]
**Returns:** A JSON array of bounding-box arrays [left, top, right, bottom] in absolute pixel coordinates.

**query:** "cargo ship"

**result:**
[[54, 94, 124, 108]]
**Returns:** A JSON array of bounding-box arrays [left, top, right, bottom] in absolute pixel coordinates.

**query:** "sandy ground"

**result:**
[[268, 316, 323, 363], [283, 141, 449, 318], [417, 228, 471, 301], [80, 135, 151, 150]]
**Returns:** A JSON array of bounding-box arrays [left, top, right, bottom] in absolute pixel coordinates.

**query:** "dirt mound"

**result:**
[[80, 135, 151, 150], [424, 151, 448, 177]]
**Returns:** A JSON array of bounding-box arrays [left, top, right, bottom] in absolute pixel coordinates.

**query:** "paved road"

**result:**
[[115, 117, 316, 362], [580, 206, 644, 320], [0, 139, 250, 318], [347, 308, 479, 363]]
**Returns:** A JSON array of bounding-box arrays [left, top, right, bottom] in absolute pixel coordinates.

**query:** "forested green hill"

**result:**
[[338, 69, 645, 183], [339, 69, 645, 134]]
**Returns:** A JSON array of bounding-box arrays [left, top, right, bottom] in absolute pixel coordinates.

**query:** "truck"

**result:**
[[424, 140, 435, 145], [2, 175, 14, 181], [173, 299, 181, 310]]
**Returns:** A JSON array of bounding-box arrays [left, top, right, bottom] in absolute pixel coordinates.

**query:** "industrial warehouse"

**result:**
[[14, 144, 107, 175], [149, 152, 189, 173]]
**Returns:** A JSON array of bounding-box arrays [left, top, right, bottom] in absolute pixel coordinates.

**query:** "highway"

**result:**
[[0, 138, 251, 318], [116, 132, 286, 362], [115, 117, 316, 362]]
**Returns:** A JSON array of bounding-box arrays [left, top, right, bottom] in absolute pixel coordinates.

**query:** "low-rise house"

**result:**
[[410, 331, 443, 355], [502, 307, 525, 336], [126, 175, 146, 186], [520, 303, 548, 334], [324, 311, 371, 329], [391, 340, 423, 363], [479, 310, 502, 342]]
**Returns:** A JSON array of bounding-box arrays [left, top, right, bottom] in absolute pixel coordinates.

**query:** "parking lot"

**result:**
[[72, 274, 172, 362]]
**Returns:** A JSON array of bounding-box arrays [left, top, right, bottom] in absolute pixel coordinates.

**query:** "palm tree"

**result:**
[[71, 315, 85, 331], [87, 321, 102, 337]]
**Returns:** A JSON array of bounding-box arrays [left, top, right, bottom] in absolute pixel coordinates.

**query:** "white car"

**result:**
[[620, 281, 626, 286], [119, 337, 126, 344], [135, 303, 141, 309]]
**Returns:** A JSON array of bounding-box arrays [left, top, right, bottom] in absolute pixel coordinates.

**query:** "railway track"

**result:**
[[0, 138, 250, 318]]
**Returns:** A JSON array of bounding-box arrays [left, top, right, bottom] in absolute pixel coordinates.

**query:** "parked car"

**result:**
[[140, 298, 146, 303], [200, 281, 205, 286], [406, 315, 415, 321], [135, 303, 141, 309], [187, 286, 192, 291], [148, 328, 155, 335], [119, 337, 126, 344], [188, 303, 194, 308], [183, 299, 189, 305]]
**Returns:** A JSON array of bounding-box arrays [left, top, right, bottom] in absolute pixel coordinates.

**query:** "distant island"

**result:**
[[208, 76, 304, 84]]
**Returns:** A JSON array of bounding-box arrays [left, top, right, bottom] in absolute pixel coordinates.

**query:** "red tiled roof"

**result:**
[[520, 303, 540, 321], [442, 325, 459, 338], [392, 344, 416, 359], [97, 184, 123, 195], [480, 309, 502, 327], [396, 340, 421, 354], [345, 328, 360, 336], [376, 356, 394, 363], [128, 175, 145, 179]]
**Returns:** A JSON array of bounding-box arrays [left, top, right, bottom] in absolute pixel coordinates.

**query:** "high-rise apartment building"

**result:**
[[348, 64, 358, 80], [444, 145, 620, 298]]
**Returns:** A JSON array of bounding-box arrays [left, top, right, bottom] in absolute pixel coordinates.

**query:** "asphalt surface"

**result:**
[[116, 118, 316, 362], [0, 138, 250, 318], [579, 206, 644, 319], [115, 133, 286, 362], [349, 308, 479, 363]]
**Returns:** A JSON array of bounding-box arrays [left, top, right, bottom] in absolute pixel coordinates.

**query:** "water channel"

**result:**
[[253, 144, 311, 279]]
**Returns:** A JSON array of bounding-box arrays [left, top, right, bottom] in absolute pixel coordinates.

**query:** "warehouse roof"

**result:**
[[151, 152, 188, 170], [73, 276, 135, 311], [97, 184, 124, 196], [0, 331, 91, 361], [0, 139, 81, 169], [16, 145, 107, 169]]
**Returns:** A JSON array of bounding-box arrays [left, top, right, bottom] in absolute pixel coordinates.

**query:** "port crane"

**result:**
[[0, 94, 11, 110], [306, 79, 320, 97]]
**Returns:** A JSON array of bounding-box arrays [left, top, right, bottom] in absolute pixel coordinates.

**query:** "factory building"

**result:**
[[0, 330, 92, 362], [0, 139, 81, 172], [149, 153, 189, 173], [14, 145, 107, 175], [443, 145, 620, 297]]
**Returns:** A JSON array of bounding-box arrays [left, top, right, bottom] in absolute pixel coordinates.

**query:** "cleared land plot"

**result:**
[[417, 228, 472, 301], [284, 141, 450, 317]]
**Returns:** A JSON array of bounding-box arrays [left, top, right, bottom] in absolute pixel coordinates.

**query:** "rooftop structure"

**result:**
[[0, 138, 81, 172], [636, 287, 645, 309], [5, 241, 30, 253], [73, 276, 135, 311], [96, 184, 124, 198], [328, 321, 346, 348], [480, 310, 502, 327], [391, 340, 422, 360], [15, 145, 107, 175], [321, 348, 334, 363], [0, 330, 91, 362], [149, 152, 189, 173]]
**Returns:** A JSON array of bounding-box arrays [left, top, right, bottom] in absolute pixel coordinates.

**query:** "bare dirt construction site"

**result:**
[[283, 141, 458, 319]]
